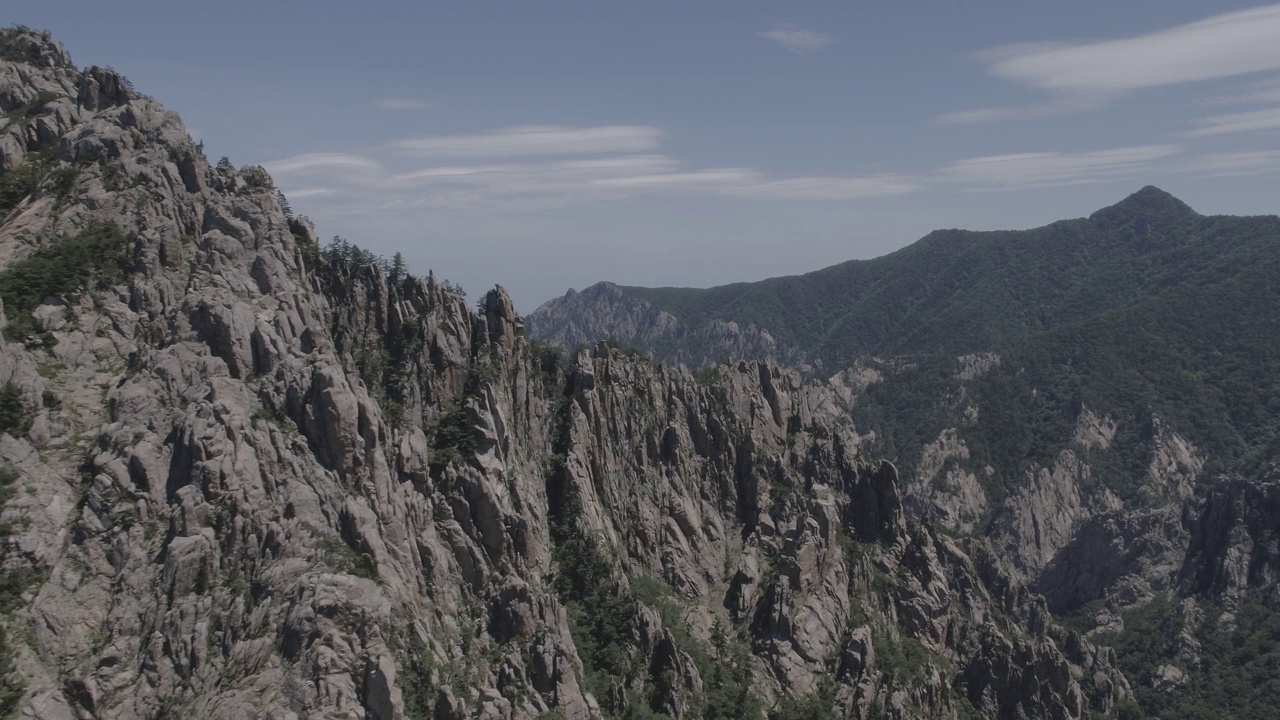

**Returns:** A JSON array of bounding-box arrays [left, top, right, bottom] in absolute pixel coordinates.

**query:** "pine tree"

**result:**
[[389, 252, 406, 287]]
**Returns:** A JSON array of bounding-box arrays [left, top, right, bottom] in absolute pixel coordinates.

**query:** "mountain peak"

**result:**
[[1089, 185, 1198, 228], [0, 26, 74, 69]]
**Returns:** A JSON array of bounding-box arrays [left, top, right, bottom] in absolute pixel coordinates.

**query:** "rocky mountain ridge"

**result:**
[[0, 27, 1129, 720]]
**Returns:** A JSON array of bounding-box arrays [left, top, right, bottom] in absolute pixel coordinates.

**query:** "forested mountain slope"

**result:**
[[528, 186, 1278, 370]]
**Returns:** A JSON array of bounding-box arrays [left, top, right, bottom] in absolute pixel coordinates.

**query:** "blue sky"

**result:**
[[11, 1, 1280, 310]]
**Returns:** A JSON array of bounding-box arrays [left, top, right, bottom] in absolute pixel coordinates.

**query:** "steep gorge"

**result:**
[[0, 28, 1129, 720]]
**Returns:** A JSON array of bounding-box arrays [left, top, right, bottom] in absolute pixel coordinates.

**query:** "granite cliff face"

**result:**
[[791, 352, 1280, 715], [0, 29, 1129, 719]]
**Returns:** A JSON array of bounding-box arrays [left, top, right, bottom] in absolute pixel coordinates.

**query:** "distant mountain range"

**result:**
[[528, 186, 1275, 366]]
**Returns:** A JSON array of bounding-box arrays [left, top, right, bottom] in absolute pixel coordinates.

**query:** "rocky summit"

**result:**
[[2, 26, 1248, 720]]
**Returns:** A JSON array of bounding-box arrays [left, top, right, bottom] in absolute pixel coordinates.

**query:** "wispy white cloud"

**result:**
[[276, 126, 1276, 210], [936, 144, 1181, 188], [266, 125, 917, 217], [270, 125, 1205, 215], [1181, 106, 1280, 137], [588, 169, 917, 199], [983, 5, 1280, 91], [391, 125, 663, 158], [279, 187, 336, 199], [942, 5, 1280, 122], [1203, 77, 1280, 106], [758, 25, 835, 54], [1186, 149, 1280, 174], [936, 91, 1111, 125], [262, 153, 382, 175], [593, 169, 759, 190], [733, 176, 920, 200], [376, 97, 432, 110]]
